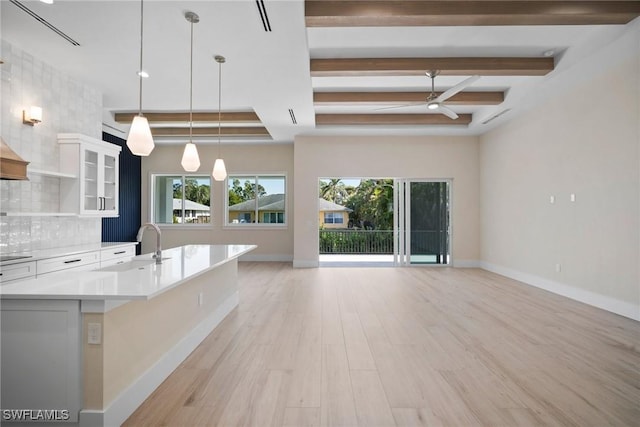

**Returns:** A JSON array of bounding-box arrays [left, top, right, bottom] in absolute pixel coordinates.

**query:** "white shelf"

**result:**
[[28, 169, 77, 179], [0, 212, 77, 217]]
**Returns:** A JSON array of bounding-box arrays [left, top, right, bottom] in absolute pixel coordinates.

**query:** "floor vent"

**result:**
[[10, 0, 80, 46], [256, 0, 272, 32], [481, 108, 511, 125], [288, 109, 297, 125]]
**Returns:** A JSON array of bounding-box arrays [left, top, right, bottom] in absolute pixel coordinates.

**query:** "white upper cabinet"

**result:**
[[58, 134, 121, 217]]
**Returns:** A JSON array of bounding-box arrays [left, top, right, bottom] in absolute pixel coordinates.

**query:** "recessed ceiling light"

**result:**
[[40, 0, 54, 4], [137, 70, 149, 78], [543, 49, 555, 57]]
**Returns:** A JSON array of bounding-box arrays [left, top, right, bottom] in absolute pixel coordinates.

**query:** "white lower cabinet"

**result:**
[[0, 261, 36, 284], [36, 251, 101, 276], [100, 245, 135, 268], [0, 244, 137, 283], [1, 299, 81, 423]]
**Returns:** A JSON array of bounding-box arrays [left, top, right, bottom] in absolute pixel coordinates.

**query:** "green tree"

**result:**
[[228, 179, 266, 205], [319, 179, 349, 204], [346, 179, 394, 230], [174, 179, 210, 206]]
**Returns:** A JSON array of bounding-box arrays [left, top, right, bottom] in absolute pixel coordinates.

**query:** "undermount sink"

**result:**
[[131, 254, 171, 262], [100, 257, 171, 272]]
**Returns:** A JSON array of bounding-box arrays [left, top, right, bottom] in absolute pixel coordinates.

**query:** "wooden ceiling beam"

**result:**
[[314, 91, 504, 105], [151, 127, 270, 137], [316, 114, 472, 126], [311, 57, 554, 77], [114, 111, 260, 124], [305, 1, 640, 27]]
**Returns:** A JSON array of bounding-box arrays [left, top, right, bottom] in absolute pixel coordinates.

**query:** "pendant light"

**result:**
[[126, 0, 155, 156], [181, 11, 201, 172], [212, 55, 227, 181]]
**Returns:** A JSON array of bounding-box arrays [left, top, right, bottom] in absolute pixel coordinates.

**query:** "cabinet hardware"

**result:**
[[64, 259, 82, 264], [114, 251, 126, 255]]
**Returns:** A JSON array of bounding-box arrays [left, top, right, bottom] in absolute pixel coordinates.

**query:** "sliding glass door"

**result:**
[[395, 180, 451, 265]]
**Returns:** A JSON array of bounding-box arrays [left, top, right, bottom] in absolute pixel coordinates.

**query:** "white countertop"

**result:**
[[0, 244, 256, 301], [0, 242, 136, 266]]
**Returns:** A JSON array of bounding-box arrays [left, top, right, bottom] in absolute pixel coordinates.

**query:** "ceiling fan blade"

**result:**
[[436, 75, 480, 103], [438, 105, 459, 120], [373, 102, 427, 111]]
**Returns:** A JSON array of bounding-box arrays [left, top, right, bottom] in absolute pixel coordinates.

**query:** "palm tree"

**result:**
[[320, 179, 349, 204]]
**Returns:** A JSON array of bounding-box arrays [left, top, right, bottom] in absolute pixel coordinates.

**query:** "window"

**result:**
[[263, 212, 284, 224], [152, 174, 211, 224], [227, 175, 286, 226], [324, 212, 343, 224]]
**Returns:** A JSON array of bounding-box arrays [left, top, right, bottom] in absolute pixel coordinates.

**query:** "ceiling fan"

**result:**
[[380, 70, 480, 120]]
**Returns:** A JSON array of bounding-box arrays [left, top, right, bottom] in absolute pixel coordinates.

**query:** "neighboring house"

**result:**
[[318, 198, 352, 229], [173, 198, 210, 223], [228, 194, 286, 224], [228, 194, 352, 227]]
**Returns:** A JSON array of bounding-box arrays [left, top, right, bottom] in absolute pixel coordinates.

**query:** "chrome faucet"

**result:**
[[136, 223, 162, 264]]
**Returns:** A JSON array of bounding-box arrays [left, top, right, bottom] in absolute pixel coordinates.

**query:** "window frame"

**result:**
[[150, 173, 212, 227], [224, 173, 288, 228], [324, 212, 344, 224]]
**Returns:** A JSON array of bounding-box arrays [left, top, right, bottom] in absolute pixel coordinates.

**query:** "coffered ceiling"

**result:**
[[1, 1, 639, 144]]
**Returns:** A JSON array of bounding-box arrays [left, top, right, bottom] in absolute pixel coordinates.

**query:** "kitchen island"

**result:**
[[0, 244, 255, 427]]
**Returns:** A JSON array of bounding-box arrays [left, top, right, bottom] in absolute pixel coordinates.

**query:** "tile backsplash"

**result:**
[[0, 40, 103, 253]]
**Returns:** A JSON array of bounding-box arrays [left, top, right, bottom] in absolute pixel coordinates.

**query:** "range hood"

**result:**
[[0, 137, 29, 180]]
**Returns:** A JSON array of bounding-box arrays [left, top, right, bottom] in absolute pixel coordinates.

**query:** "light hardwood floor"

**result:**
[[123, 263, 640, 426]]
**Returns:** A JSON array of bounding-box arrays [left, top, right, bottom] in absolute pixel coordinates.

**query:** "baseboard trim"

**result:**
[[480, 262, 639, 321], [79, 291, 239, 427], [239, 254, 293, 262], [452, 259, 481, 268], [293, 259, 319, 268]]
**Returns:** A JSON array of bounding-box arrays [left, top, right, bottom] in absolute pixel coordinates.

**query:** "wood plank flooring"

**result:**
[[123, 263, 640, 426]]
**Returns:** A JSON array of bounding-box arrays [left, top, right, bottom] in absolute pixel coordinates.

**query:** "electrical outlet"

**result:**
[[570, 193, 576, 202], [88, 323, 102, 345], [550, 195, 555, 204], [555, 263, 562, 273], [198, 292, 204, 307]]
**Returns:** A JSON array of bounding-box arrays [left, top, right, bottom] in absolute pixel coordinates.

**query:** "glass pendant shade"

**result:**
[[212, 158, 227, 181], [126, 115, 155, 156], [181, 142, 200, 171]]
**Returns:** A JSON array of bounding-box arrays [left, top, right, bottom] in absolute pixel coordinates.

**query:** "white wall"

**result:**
[[0, 41, 103, 253], [140, 143, 294, 261], [294, 135, 480, 267], [479, 22, 640, 320]]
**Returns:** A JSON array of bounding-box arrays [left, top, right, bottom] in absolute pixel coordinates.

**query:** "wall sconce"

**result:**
[[23, 106, 42, 126]]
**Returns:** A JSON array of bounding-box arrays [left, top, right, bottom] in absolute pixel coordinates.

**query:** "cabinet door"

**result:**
[[80, 147, 119, 216], [82, 148, 100, 213], [101, 151, 119, 214]]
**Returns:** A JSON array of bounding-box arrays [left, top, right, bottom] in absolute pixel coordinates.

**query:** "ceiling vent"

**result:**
[[481, 109, 511, 125], [10, 0, 81, 46], [256, 0, 272, 32], [288, 109, 297, 125]]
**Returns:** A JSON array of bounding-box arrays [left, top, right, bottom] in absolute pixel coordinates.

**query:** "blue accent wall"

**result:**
[[102, 132, 141, 254]]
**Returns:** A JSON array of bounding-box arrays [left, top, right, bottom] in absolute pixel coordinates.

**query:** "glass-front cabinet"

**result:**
[[59, 134, 121, 217]]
